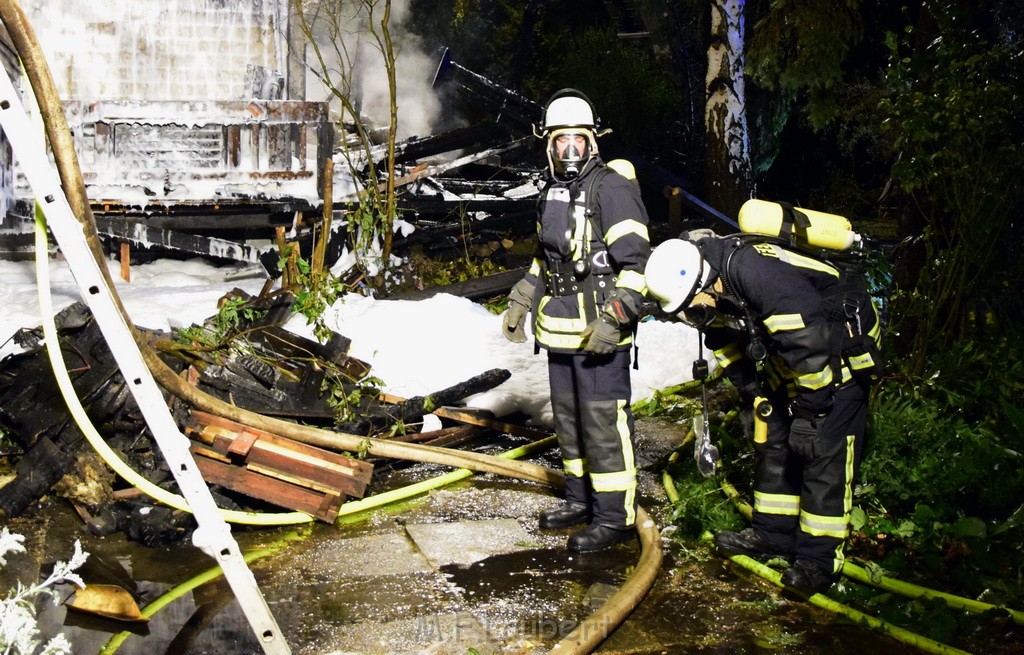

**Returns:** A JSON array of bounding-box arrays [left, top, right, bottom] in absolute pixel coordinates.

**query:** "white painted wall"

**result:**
[[22, 0, 289, 102]]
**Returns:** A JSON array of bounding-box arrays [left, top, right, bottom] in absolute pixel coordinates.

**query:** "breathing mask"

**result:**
[[547, 128, 594, 180]]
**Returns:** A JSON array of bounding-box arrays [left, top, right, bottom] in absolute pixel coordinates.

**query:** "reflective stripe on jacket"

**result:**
[[701, 237, 882, 412], [522, 161, 651, 355]]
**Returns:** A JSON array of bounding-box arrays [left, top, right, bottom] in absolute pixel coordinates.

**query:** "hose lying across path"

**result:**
[[99, 529, 311, 655], [660, 436, 1022, 654], [3, 2, 663, 651], [719, 477, 1024, 627]]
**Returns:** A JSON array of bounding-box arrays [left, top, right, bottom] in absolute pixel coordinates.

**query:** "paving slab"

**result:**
[[405, 517, 537, 568]]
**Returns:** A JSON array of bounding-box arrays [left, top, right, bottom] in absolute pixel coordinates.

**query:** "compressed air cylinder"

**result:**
[[738, 198, 861, 251]]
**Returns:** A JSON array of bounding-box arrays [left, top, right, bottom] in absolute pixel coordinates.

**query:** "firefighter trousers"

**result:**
[[751, 382, 868, 573], [548, 350, 638, 528]]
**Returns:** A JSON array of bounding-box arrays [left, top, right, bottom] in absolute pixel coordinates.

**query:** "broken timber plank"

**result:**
[[185, 410, 372, 517], [190, 452, 344, 523], [188, 410, 373, 492], [431, 406, 554, 440]]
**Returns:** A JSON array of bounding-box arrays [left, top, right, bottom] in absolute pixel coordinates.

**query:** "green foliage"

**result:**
[[406, 252, 499, 290], [862, 344, 1024, 520], [666, 467, 746, 541], [213, 297, 264, 336], [541, 27, 685, 164], [850, 336, 1024, 607], [747, 0, 865, 129], [631, 382, 703, 420], [325, 374, 385, 427], [174, 296, 267, 348], [877, 1, 1024, 371], [290, 259, 355, 345]]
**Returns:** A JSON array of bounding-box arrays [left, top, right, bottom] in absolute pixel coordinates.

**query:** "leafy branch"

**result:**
[[1, 528, 87, 655]]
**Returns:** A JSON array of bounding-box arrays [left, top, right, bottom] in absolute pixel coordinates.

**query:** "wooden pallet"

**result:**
[[185, 410, 373, 522]]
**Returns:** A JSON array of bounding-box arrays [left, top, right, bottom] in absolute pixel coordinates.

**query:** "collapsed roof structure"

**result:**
[[0, 0, 727, 270], [0, 0, 541, 268]]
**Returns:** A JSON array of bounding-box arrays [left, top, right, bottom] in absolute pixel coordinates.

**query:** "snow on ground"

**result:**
[[0, 256, 703, 427]]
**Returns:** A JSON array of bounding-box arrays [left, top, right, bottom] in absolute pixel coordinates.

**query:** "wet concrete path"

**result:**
[[3, 419, 905, 655]]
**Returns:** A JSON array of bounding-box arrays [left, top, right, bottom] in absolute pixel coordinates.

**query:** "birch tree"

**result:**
[[704, 0, 752, 217]]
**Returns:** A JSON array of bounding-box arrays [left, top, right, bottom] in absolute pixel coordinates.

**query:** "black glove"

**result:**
[[601, 288, 640, 329], [789, 416, 824, 459], [581, 315, 621, 355], [501, 278, 534, 343]]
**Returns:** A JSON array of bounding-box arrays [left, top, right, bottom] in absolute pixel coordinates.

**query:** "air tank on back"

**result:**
[[738, 199, 861, 251]]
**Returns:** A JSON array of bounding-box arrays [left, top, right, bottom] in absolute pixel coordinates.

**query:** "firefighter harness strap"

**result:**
[[0, 68, 291, 654]]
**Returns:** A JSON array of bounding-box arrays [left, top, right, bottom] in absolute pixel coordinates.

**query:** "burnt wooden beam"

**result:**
[[191, 452, 345, 523], [396, 197, 531, 216], [335, 368, 512, 436], [393, 124, 515, 165], [431, 406, 554, 440], [389, 267, 527, 302], [186, 410, 373, 521], [95, 217, 267, 264]]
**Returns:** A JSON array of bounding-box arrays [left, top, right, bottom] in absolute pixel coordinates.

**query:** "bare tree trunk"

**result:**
[[379, 0, 398, 265], [704, 0, 752, 218]]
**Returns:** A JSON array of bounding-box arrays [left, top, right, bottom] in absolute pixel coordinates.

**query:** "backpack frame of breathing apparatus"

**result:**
[[721, 206, 884, 386]]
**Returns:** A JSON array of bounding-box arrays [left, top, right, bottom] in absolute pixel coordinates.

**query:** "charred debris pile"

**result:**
[[0, 290, 545, 546]]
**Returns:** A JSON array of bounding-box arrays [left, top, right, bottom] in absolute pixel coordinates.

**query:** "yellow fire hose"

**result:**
[[719, 477, 1024, 626], [662, 469, 972, 654], [661, 425, 1021, 653]]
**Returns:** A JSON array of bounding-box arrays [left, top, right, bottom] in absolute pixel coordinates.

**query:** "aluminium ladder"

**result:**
[[0, 66, 290, 654]]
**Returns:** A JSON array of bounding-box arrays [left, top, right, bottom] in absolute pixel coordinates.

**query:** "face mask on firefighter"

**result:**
[[678, 288, 720, 328], [548, 129, 592, 179]]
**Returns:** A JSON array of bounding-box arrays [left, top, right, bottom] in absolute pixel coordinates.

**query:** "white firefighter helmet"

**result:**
[[644, 239, 712, 314], [540, 89, 599, 180], [542, 89, 598, 132]]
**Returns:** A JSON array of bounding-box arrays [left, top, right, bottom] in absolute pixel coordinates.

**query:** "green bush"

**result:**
[[861, 340, 1024, 521]]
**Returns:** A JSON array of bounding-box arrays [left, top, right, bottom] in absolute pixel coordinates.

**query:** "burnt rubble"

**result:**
[[0, 292, 522, 546]]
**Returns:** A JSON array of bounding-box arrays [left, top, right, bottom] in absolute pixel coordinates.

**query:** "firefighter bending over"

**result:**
[[644, 231, 883, 593]]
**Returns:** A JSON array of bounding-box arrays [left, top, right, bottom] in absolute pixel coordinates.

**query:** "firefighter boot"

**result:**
[[567, 524, 636, 553], [714, 528, 793, 563], [539, 474, 590, 529], [539, 502, 590, 530], [781, 558, 837, 594]]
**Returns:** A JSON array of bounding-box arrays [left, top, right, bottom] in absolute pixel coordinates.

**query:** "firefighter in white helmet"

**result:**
[[501, 89, 651, 553], [645, 232, 883, 594]]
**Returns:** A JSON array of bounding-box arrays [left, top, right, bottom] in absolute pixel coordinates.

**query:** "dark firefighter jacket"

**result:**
[[696, 236, 883, 415], [521, 160, 650, 353]]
